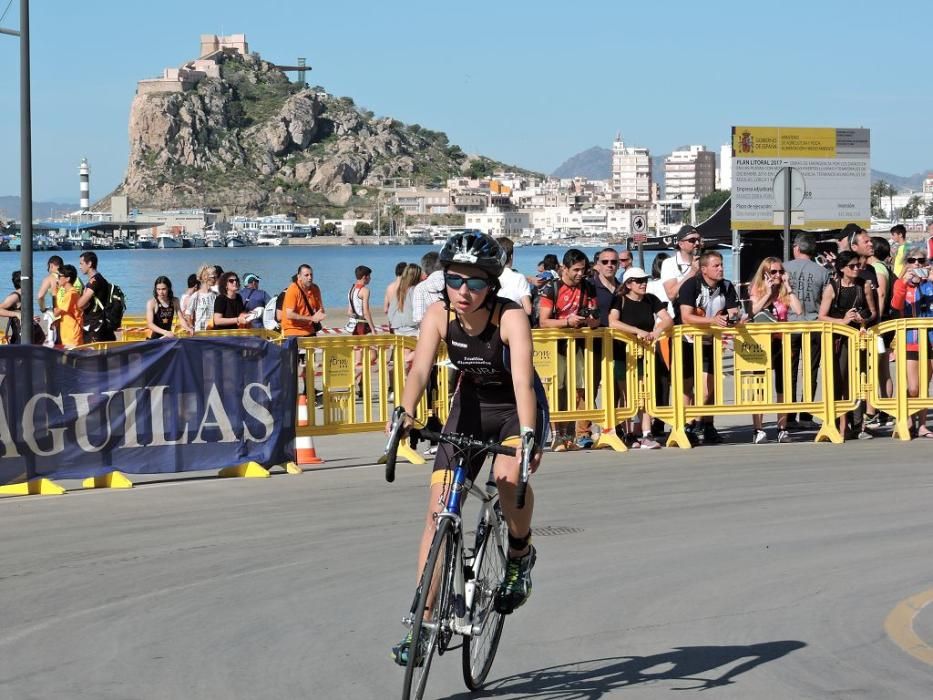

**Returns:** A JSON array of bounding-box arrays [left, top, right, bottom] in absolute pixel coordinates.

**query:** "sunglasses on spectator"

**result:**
[[907, 257, 928, 264], [228, 279, 240, 286], [628, 277, 649, 284], [845, 263, 863, 270], [682, 237, 701, 244], [445, 274, 490, 291], [598, 259, 619, 266], [619, 258, 632, 263], [769, 269, 786, 275]]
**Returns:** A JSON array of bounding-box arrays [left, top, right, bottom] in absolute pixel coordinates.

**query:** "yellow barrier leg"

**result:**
[[81, 471, 133, 489], [594, 428, 628, 452], [396, 443, 427, 465], [218, 462, 270, 478], [0, 478, 66, 496], [814, 423, 844, 444], [283, 461, 304, 475]]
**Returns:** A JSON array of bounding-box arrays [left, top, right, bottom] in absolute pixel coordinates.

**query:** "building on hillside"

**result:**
[[611, 135, 652, 203], [717, 144, 732, 190], [465, 207, 531, 236], [664, 145, 716, 202], [924, 173, 933, 194], [391, 188, 451, 216], [137, 34, 249, 95]]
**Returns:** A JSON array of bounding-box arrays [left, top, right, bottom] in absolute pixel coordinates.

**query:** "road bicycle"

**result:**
[[383, 406, 532, 700]]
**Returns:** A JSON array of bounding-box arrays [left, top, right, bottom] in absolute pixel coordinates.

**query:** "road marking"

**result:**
[[884, 588, 933, 666]]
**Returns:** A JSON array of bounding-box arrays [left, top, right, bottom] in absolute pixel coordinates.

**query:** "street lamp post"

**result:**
[[2, 1, 33, 343]]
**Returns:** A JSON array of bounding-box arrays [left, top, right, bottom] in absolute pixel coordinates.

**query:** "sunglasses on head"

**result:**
[[445, 274, 490, 291], [907, 257, 927, 264]]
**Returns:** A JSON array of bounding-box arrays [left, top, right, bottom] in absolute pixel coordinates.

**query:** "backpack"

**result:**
[[99, 283, 127, 332], [3, 291, 45, 345]]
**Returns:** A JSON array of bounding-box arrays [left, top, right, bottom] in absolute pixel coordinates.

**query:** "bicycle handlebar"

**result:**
[[417, 429, 517, 458]]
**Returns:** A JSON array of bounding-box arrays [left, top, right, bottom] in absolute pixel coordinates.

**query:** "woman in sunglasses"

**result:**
[[388, 231, 548, 664], [748, 257, 802, 444], [890, 246, 933, 437], [819, 251, 878, 439], [608, 266, 673, 449], [212, 272, 251, 329]]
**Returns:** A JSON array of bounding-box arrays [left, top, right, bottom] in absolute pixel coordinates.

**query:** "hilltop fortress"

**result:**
[[136, 34, 249, 95]]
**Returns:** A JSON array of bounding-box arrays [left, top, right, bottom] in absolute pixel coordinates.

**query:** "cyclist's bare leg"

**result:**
[[492, 454, 534, 557]]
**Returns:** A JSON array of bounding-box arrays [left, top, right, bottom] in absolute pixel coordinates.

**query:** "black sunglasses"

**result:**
[[445, 274, 490, 291], [907, 257, 927, 264], [598, 259, 619, 265], [682, 237, 701, 244]]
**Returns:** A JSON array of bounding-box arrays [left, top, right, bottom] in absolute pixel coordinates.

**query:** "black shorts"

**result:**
[[433, 387, 548, 484], [680, 340, 713, 379]]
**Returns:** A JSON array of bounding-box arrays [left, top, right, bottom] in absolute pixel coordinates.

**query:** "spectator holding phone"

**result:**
[[675, 249, 740, 445], [538, 248, 599, 450], [890, 246, 933, 438], [748, 257, 802, 444]]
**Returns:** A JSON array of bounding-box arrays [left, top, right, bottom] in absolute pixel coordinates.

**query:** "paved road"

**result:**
[[2, 430, 933, 699]]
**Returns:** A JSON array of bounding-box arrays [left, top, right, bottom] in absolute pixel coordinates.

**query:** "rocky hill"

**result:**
[[110, 51, 536, 215]]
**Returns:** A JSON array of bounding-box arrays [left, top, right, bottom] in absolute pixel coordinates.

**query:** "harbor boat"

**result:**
[[157, 234, 183, 249], [182, 233, 206, 248], [255, 229, 287, 246], [137, 231, 157, 249], [204, 232, 224, 248], [225, 234, 249, 248]]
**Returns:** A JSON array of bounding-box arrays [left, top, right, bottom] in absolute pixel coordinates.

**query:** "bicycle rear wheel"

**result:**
[[462, 505, 507, 689], [402, 517, 456, 700]]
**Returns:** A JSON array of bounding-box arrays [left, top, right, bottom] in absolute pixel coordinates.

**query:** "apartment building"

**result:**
[[391, 188, 451, 215], [611, 135, 652, 203], [664, 145, 716, 202]]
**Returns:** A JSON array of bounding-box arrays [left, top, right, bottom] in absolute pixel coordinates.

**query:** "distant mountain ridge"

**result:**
[[0, 196, 78, 221], [552, 145, 928, 192]]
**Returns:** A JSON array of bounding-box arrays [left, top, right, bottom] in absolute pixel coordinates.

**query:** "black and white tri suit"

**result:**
[[433, 298, 549, 482]]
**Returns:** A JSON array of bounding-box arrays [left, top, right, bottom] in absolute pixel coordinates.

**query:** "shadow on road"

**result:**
[[444, 641, 806, 699]]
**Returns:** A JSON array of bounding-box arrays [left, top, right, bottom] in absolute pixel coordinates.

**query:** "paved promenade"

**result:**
[[2, 428, 932, 698]]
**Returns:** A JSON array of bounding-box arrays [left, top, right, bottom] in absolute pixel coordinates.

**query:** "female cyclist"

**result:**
[[389, 231, 548, 666]]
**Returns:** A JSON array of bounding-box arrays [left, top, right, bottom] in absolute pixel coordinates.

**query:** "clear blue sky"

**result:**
[[1, 0, 931, 201]]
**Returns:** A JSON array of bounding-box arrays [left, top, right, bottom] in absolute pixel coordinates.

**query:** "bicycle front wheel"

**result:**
[[403, 517, 456, 700], [462, 505, 508, 689]]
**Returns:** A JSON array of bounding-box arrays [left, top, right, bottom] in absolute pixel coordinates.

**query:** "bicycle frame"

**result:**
[[408, 461, 506, 639]]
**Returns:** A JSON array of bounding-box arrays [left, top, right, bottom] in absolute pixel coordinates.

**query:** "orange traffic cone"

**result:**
[[296, 394, 324, 465]]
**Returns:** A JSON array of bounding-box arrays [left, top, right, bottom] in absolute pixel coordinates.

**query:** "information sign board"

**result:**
[[731, 126, 870, 230]]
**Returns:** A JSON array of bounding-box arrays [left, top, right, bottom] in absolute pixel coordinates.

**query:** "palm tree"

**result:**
[[387, 204, 404, 237]]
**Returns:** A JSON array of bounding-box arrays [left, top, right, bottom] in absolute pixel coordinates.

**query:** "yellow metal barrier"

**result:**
[[659, 322, 861, 448], [868, 318, 933, 441]]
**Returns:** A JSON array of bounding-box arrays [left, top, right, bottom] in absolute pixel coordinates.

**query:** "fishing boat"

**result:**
[[256, 229, 287, 246], [157, 234, 183, 249], [137, 231, 157, 249]]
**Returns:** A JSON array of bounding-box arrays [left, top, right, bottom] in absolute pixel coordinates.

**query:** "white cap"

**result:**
[[622, 267, 649, 283]]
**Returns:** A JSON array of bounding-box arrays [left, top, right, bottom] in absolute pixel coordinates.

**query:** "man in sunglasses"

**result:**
[[785, 233, 830, 429], [661, 225, 703, 304], [539, 248, 600, 450], [618, 251, 634, 273]]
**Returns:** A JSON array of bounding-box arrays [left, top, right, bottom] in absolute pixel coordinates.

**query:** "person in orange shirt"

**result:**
[[281, 264, 326, 337], [54, 264, 83, 348]]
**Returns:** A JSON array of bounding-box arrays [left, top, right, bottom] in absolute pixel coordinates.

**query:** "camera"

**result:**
[[578, 307, 597, 319]]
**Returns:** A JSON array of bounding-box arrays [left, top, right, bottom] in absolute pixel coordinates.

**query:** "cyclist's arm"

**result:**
[[500, 306, 538, 432], [398, 301, 445, 416]]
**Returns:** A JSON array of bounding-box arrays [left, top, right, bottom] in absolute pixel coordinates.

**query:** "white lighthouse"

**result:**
[[79, 158, 90, 211]]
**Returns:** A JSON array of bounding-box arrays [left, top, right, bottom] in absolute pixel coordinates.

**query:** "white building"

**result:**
[[717, 144, 732, 190], [664, 145, 716, 202], [611, 135, 652, 203], [465, 207, 531, 236], [923, 173, 933, 194]]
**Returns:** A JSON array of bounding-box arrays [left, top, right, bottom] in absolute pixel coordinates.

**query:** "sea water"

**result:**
[[0, 245, 732, 315]]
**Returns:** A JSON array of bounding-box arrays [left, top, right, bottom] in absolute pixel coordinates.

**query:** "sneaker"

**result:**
[[864, 414, 883, 429], [391, 628, 428, 667], [495, 546, 536, 614], [857, 430, 874, 440], [882, 414, 896, 428], [651, 418, 666, 437], [702, 424, 724, 444], [639, 434, 661, 450], [422, 445, 438, 457], [777, 430, 790, 443], [753, 429, 767, 444], [685, 426, 700, 447], [575, 435, 594, 450]]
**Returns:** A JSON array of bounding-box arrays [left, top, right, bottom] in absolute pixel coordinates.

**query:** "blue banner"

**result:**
[[0, 337, 298, 485]]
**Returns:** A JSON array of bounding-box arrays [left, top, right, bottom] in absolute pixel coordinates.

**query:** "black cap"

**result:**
[[838, 222, 861, 241], [677, 225, 699, 240]]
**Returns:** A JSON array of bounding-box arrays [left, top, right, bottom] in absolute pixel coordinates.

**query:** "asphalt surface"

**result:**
[[2, 426, 933, 699]]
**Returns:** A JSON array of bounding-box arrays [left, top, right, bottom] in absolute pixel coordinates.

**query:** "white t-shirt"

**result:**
[[659, 252, 696, 289], [646, 278, 673, 318], [498, 267, 531, 306]]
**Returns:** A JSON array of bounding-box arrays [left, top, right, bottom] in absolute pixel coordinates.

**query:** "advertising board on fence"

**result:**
[[731, 126, 871, 230], [0, 337, 298, 486]]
